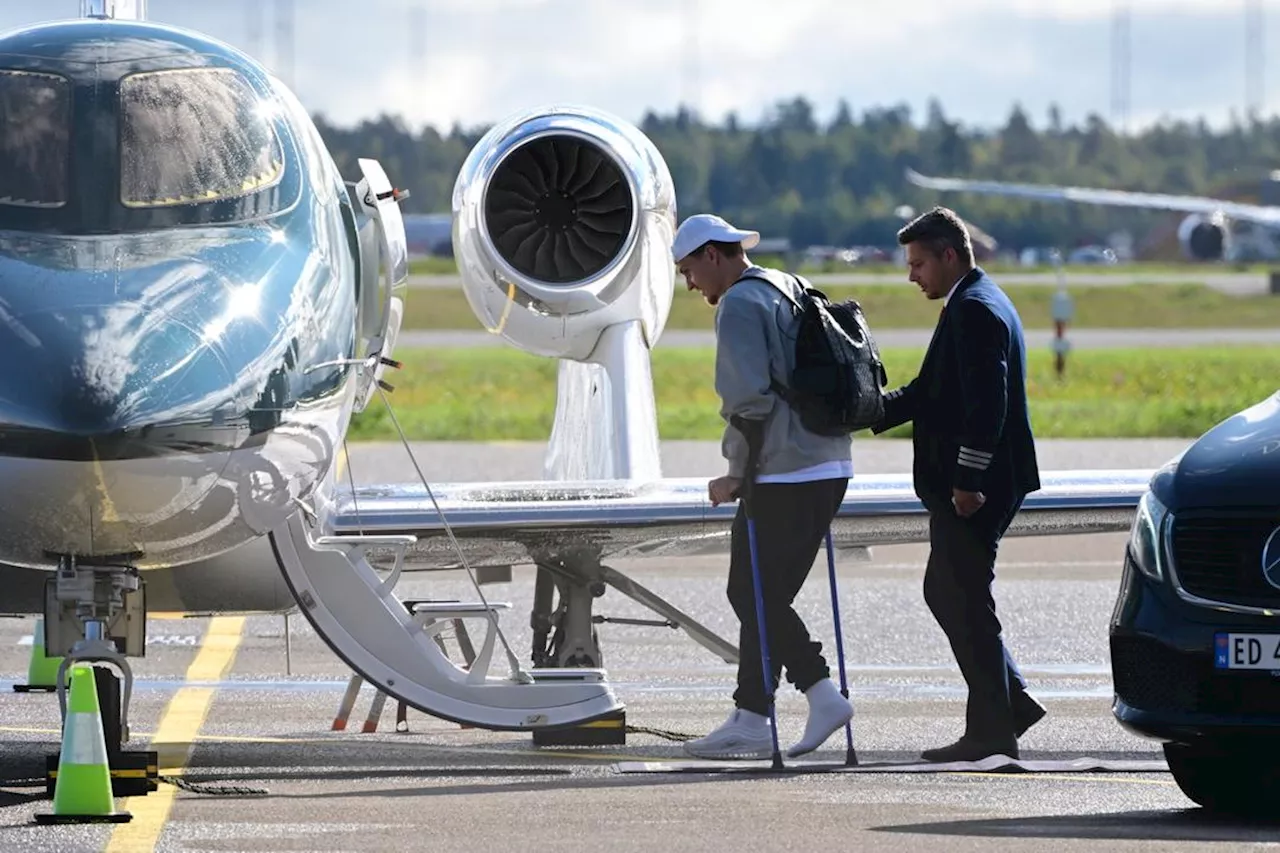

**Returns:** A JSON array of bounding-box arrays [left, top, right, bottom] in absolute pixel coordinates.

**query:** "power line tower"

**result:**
[[1111, 0, 1131, 133], [1247, 0, 1265, 118], [409, 3, 427, 125], [275, 0, 294, 89], [245, 0, 265, 64], [680, 0, 700, 119], [680, 0, 709, 207]]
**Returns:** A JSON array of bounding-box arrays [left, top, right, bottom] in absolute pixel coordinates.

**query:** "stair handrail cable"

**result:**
[[374, 385, 534, 684]]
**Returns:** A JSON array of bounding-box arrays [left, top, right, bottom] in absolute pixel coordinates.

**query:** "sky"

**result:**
[[1, 0, 1278, 134]]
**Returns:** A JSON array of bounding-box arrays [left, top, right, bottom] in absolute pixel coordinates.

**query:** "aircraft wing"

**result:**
[[268, 468, 1153, 731], [329, 469, 1152, 570], [905, 168, 1280, 228]]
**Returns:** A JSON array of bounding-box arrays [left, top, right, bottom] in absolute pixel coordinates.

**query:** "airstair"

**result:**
[[269, 511, 622, 731], [261, 157, 621, 732]]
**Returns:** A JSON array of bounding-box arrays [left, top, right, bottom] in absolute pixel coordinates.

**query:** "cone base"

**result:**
[[34, 811, 132, 824], [46, 750, 159, 798]]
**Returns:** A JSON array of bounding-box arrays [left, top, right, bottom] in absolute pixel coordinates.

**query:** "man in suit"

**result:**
[[874, 206, 1045, 762]]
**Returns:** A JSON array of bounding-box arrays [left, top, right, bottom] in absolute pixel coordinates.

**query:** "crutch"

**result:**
[[824, 529, 858, 766], [733, 416, 785, 769]]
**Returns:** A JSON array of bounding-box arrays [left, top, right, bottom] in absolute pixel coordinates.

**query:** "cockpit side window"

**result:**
[[0, 70, 71, 209], [119, 67, 283, 208]]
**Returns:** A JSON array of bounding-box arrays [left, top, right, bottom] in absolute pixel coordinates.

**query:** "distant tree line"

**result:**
[[312, 98, 1280, 255]]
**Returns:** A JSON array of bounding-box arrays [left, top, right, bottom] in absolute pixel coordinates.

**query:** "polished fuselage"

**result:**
[[0, 20, 365, 569]]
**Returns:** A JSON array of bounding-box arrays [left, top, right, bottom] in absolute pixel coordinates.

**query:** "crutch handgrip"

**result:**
[[729, 415, 766, 511]]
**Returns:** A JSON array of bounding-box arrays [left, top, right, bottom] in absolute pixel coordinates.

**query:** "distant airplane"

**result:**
[[905, 167, 1280, 262]]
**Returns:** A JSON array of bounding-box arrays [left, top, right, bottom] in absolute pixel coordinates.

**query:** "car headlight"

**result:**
[[1128, 490, 1168, 581]]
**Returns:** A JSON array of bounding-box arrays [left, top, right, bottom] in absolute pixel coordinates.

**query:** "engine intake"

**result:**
[[1177, 212, 1230, 261], [485, 136, 633, 284], [453, 105, 676, 361]]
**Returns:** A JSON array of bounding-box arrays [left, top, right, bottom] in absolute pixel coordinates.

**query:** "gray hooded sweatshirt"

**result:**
[[714, 265, 853, 480]]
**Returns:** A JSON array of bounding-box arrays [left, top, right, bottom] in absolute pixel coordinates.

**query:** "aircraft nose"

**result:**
[[0, 303, 257, 563], [0, 303, 240, 458]]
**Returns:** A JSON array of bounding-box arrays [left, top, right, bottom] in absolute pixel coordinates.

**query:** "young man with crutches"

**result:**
[[673, 214, 855, 761]]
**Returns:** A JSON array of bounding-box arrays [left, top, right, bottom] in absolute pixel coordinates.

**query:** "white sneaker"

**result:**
[[786, 678, 854, 758], [683, 709, 775, 760]]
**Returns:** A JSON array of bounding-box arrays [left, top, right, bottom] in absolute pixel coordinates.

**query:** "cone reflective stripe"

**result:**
[[35, 664, 131, 825], [14, 618, 63, 692]]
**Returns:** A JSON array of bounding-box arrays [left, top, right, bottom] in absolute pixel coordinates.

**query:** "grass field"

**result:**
[[407, 255, 1275, 278], [348, 345, 1280, 442], [399, 282, 1280, 331]]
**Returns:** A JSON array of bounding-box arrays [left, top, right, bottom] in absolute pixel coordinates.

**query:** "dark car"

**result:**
[[1110, 393, 1280, 815]]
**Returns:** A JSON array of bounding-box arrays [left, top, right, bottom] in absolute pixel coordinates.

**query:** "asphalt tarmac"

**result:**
[[3, 439, 1279, 852]]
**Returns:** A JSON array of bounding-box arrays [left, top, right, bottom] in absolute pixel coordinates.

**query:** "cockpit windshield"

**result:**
[[119, 67, 283, 208], [0, 70, 71, 209]]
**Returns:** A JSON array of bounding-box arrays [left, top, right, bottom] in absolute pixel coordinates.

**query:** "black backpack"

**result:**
[[742, 271, 888, 437]]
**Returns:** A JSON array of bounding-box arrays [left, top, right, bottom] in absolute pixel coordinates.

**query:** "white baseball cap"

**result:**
[[671, 214, 761, 263]]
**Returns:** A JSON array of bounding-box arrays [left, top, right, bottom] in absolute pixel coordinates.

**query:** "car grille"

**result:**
[[1112, 634, 1280, 715], [1170, 510, 1280, 609]]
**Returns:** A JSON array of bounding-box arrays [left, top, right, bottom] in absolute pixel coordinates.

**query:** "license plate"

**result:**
[[1214, 633, 1280, 670]]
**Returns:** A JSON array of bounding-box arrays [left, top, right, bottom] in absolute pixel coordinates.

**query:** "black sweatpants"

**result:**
[[727, 477, 848, 716], [923, 494, 1029, 741]]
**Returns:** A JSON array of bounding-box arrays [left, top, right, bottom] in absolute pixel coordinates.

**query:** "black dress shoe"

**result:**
[[921, 736, 1019, 763], [1014, 696, 1047, 738]]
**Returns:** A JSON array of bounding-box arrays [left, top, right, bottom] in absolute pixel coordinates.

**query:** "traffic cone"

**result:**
[[13, 618, 64, 693], [35, 664, 131, 824]]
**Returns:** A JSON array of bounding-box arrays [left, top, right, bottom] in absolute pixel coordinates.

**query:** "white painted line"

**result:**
[[15, 633, 200, 646], [148, 635, 200, 646]]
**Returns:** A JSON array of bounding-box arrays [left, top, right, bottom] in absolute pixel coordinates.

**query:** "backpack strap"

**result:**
[[732, 268, 806, 312], [769, 376, 798, 405], [729, 269, 806, 406]]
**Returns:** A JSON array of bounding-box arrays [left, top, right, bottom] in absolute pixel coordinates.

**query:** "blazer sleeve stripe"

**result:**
[[958, 446, 993, 460]]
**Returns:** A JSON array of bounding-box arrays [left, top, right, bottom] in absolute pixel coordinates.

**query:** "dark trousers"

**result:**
[[727, 478, 848, 716], [923, 494, 1030, 741]]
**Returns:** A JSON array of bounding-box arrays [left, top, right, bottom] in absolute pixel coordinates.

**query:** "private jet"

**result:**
[[905, 167, 1280, 262], [1, 2, 1153, 767]]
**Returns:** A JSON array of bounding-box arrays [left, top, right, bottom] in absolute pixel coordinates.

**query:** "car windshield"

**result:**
[[119, 67, 283, 208], [0, 70, 71, 209]]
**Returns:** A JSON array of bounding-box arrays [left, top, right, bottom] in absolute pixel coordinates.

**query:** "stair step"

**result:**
[[275, 512, 620, 729], [410, 601, 511, 618], [314, 534, 417, 547]]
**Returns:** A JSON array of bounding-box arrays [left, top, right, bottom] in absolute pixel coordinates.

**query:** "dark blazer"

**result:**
[[874, 266, 1040, 511]]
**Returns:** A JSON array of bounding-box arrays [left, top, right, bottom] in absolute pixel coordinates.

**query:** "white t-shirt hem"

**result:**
[[755, 459, 854, 484]]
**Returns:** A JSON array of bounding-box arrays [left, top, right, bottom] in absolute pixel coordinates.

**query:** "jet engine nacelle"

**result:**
[[1177, 212, 1231, 261], [452, 105, 677, 361]]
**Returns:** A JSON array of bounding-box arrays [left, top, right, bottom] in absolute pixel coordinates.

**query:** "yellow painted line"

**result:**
[[106, 616, 246, 853]]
